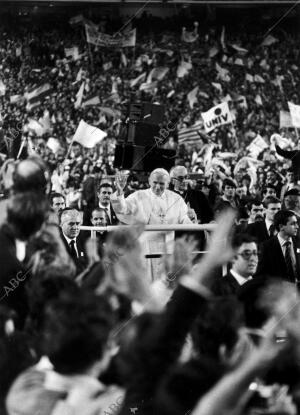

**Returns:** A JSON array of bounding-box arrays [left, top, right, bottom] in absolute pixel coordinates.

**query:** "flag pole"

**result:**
[[65, 135, 75, 162]]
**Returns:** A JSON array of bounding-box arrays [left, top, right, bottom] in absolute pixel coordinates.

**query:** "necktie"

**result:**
[[104, 207, 111, 225], [269, 224, 275, 237], [284, 241, 296, 282], [69, 240, 78, 259]]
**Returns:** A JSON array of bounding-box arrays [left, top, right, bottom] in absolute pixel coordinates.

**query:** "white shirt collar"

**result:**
[[230, 269, 252, 285], [99, 202, 110, 210], [15, 239, 26, 262], [277, 233, 293, 248], [265, 218, 273, 231], [64, 235, 77, 245]]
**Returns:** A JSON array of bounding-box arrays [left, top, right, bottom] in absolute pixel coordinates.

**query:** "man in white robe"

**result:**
[[111, 168, 196, 281]]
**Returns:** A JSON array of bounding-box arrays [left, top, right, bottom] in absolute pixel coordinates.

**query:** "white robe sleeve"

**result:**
[[110, 191, 147, 225], [178, 197, 192, 224]]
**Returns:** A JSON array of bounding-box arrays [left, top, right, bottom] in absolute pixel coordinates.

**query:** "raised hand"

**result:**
[[115, 171, 128, 195]]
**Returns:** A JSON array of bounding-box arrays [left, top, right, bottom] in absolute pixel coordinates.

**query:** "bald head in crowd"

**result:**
[[13, 157, 49, 195]]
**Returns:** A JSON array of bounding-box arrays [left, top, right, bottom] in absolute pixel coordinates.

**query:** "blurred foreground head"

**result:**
[[7, 192, 49, 240], [12, 156, 50, 195]]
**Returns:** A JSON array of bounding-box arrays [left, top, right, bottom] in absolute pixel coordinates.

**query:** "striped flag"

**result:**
[[82, 95, 100, 108], [178, 121, 203, 144], [25, 83, 52, 109]]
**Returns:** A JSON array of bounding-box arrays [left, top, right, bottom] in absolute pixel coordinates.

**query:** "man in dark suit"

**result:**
[[246, 196, 281, 245], [60, 208, 87, 275], [256, 209, 300, 283], [169, 166, 213, 224], [212, 234, 258, 296], [96, 182, 119, 226]]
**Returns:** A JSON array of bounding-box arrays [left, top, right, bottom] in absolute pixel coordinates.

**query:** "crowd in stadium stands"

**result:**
[[1, 9, 300, 415]]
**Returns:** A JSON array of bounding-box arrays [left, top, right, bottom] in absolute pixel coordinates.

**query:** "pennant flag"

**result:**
[[99, 107, 121, 119], [147, 67, 169, 83], [10, 95, 23, 104], [288, 102, 300, 128], [82, 95, 100, 108], [261, 35, 278, 47], [74, 82, 85, 109], [47, 137, 61, 154], [38, 110, 51, 132], [181, 23, 199, 43], [254, 74, 265, 84], [121, 51, 127, 67], [220, 26, 226, 50], [69, 14, 84, 26], [187, 86, 198, 109], [201, 102, 232, 133], [255, 94, 263, 106], [199, 91, 210, 99], [178, 121, 203, 144], [65, 47, 80, 61], [121, 29, 136, 47], [76, 68, 84, 83], [247, 134, 268, 157], [0, 80, 6, 96], [73, 120, 107, 148], [229, 44, 248, 54], [279, 110, 293, 129], [25, 83, 52, 108], [211, 82, 222, 93], [215, 63, 230, 82], [245, 73, 254, 83], [139, 81, 158, 93], [209, 46, 219, 58], [129, 72, 146, 88], [177, 61, 192, 78]]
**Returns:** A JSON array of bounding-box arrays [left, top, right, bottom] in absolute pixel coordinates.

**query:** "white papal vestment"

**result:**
[[111, 188, 192, 281]]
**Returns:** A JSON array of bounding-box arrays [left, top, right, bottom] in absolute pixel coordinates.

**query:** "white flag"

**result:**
[[215, 63, 230, 82], [0, 80, 6, 96], [245, 73, 254, 83], [255, 94, 263, 106], [27, 119, 45, 136], [74, 82, 85, 109], [279, 110, 293, 129], [209, 46, 219, 58], [129, 72, 146, 88], [247, 134, 268, 157], [177, 61, 192, 78], [288, 102, 300, 128], [47, 137, 61, 154], [201, 102, 232, 133], [147, 67, 169, 83], [73, 120, 107, 148], [262, 35, 278, 47], [254, 74, 265, 84], [187, 86, 198, 109]]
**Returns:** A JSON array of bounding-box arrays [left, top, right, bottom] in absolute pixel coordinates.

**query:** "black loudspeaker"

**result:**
[[129, 102, 164, 124], [114, 144, 176, 172], [127, 123, 160, 146]]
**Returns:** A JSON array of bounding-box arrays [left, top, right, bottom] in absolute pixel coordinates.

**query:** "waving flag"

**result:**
[[201, 102, 232, 133], [288, 102, 300, 128], [73, 120, 107, 148]]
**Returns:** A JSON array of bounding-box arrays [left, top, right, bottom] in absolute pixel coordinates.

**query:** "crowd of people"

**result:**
[[0, 5, 300, 415]]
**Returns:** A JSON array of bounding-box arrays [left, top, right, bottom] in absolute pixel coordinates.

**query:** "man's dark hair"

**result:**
[[50, 193, 65, 205], [247, 198, 263, 211], [222, 178, 236, 190], [262, 184, 276, 195], [7, 192, 49, 240], [42, 292, 114, 374], [263, 196, 281, 208], [274, 210, 296, 232], [13, 157, 49, 195], [232, 233, 257, 250], [98, 182, 113, 192]]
